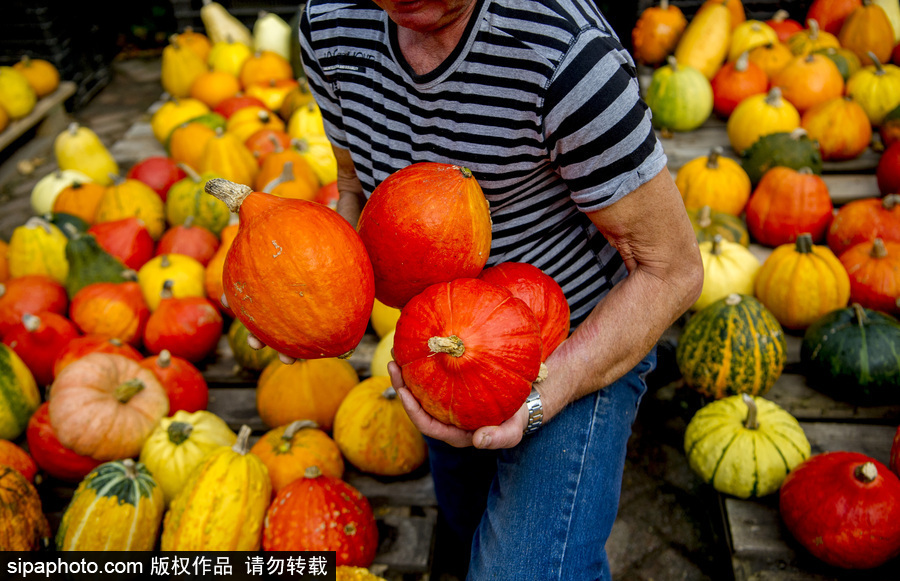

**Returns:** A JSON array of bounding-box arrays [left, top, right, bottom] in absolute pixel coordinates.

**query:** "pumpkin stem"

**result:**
[[304, 465, 322, 479], [178, 163, 202, 183], [706, 147, 722, 169], [110, 173, 125, 186], [870, 238, 888, 259], [0, 284, 5, 298], [161, 254, 172, 268], [457, 166, 473, 179], [806, 19, 820, 40], [157, 349, 173, 368], [535, 362, 549, 383], [382, 386, 398, 399], [232, 424, 252, 455], [798, 167, 814, 175], [734, 51, 750, 72], [765, 87, 784, 107], [725, 293, 742, 306], [160, 279, 175, 300], [263, 161, 294, 194], [205, 178, 254, 213], [183, 215, 195, 229], [854, 462, 879, 483], [110, 338, 123, 346], [428, 335, 466, 358], [115, 378, 145, 403], [282, 420, 318, 441], [697, 206, 712, 228], [338, 349, 355, 359], [660, 0, 669, 10], [25, 216, 53, 234], [121, 458, 138, 479], [666, 55, 679, 71], [789, 128, 808, 140], [851, 302, 869, 327], [22, 313, 42, 332], [711, 234, 724, 256], [772, 9, 789, 22], [67, 122, 79, 136], [167, 421, 194, 445], [741, 393, 759, 430], [884, 194, 900, 210], [794, 233, 814, 254], [869, 52, 885, 74]]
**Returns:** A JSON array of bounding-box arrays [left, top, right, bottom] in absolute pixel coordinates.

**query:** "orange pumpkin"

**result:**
[[827, 194, 900, 255], [168, 121, 217, 171], [206, 179, 374, 360], [771, 53, 845, 114], [13, 56, 59, 98], [801, 95, 873, 160], [253, 145, 319, 193], [189, 70, 241, 109], [143, 280, 224, 363], [173, 27, 211, 62], [52, 181, 107, 224], [748, 42, 795, 79], [204, 222, 238, 316], [244, 128, 292, 166], [807, 0, 862, 36], [0, 440, 38, 483], [631, 0, 688, 66], [787, 19, 842, 55], [154, 217, 220, 266], [249, 420, 344, 492], [238, 51, 293, 89], [839, 238, 900, 313], [48, 353, 169, 461], [0, 464, 50, 551], [68, 281, 150, 347], [745, 167, 834, 246], [838, 0, 895, 66], [0, 275, 69, 339], [52, 334, 143, 379], [225, 105, 285, 144]]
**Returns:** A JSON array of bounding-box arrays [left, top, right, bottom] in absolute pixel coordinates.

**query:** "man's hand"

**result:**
[[387, 361, 530, 450], [220, 293, 296, 364]]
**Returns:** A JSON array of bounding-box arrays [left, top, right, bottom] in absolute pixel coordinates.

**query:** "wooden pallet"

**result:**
[[0, 81, 76, 154]]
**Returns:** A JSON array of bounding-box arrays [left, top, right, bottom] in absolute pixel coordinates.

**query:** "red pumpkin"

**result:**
[[711, 52, 769, 118], [69, 281, 150, 347], [244, 128, 292, 166], [205, 179, 374, 360], [877, 141, 900, 196], [839, 238, 900, 313], [140, 349, 208, 413], [827, 195, 900, 255], [25, 402, 102, 482], [477, 262, 570, 360], [357, 162, 493, 308], [143, 280, 223, 363], [3, 312, 80, 386], [766, 10, 804, 42], [393, 278, 543, 430], [891, 425, 899, 477], [745, 167, 834, 246], [780, 451, 900, 569], [0, 439, 38, 483], [87, 217, 156, 271], [807, 0, 863, 36], [52, 334, 143, 379], [126, 156, 187, 202], [212, 94, 267, 119], [313, 180, 339, 210], [153, 217, 220, 266], [0, 275, 68, 339], [262, 466, 378, 566]]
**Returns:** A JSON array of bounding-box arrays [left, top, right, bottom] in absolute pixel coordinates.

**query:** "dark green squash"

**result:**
[[801, 304, 900, 405], [676, 293, 787, 399], [741, 129, 823, 185], [64, 227, 133, 299], [688, 205, 750, 247], [43, 212, 90, 240]]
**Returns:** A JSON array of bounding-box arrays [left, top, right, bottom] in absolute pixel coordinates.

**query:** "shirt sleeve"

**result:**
[[544, 29, 667, 213]]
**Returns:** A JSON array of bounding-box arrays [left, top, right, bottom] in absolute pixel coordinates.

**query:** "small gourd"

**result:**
[[54, 123, 119, 186], [675, 147, 751, 215], [846, 52, 900, 125], [249, 420, 344, 492], [727, 87, 801, 154], [7, 217, 69, 284], [0, 464, 50, 550], [161, 36, 207, 99], [687, 205, 750, 246], [645, 56, 713, 132], [693, 235, 761, 311]]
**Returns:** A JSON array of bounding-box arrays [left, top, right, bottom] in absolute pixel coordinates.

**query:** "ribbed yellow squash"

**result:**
[[161, 38, 208, 99], [846, 58, 900, 126], [7, 217, 69, 283], [161, 425, 271, 550], [54, 123, 119, 186], [675, 147, 751, 215], [728, 20, 779, 62], [56, 459, 164, 550], [674, 3, 732, 79]]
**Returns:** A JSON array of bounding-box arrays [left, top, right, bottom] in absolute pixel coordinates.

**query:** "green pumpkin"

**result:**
[[165, 166, 231, 237], [227, 318, 278, 372], [645, 56, 713, 133], [64, 229, 133, 298], [687, 205, 750, 247], [740, 128, 823, 185], [676, 293, 787, 399], [684, 394, 810, 498], [801, 304, 900, 405], [0, 343, 40, 440], [56, 459, 164, 551], [43, 212, 90, 240]]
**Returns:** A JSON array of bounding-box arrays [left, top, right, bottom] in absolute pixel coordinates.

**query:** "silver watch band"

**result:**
[[523, 387, 543, 435]]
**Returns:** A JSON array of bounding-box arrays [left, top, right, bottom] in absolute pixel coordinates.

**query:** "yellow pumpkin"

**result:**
[[0, 66, 37, 119], [208, 39, 253, 78], [287, 102, 328, 140], [727, 87, 801, 154], [150, 97, 210, 144], [94, 176, 166, 240], [198, 129, 259, 187], [754, 233, 851, 330], [54, 123, 120, 186], [333, 377, 428, 477], [256, 358, 359, 432], [729, 20, 779, 62], [675, 147, 752, 215], [7, 217, 69, 283], [846, 55, 900, 125], [673, 1, 732, 79], [137, 254, 207, 311], [370, 329, 395, 377], [838, 0, 896, 66], [139, 410, 237, 505], [693, 235, 761, 311], [225, 105, 285, 143], [161, 425, 271, 550], [786, 19, 840, 56], [161, 36, 209, 99], [295, 136, 338, 186]]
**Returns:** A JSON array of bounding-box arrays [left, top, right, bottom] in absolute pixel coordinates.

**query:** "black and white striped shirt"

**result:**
[[299, 0, 667, 327]]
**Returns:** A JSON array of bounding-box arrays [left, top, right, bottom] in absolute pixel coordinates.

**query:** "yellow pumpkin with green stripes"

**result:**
[[676, 293, 786, 398], [56, 458, 164, 551], [0, 343, 40, 440], [684, 394, 810, 498], [161, 425, 271, 550]]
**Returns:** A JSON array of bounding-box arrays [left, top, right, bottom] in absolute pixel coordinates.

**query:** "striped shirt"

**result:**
[[299, 0, 668, 327]]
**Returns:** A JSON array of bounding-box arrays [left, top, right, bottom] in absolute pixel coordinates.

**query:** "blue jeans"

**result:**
[[426, 348, 656, 581]]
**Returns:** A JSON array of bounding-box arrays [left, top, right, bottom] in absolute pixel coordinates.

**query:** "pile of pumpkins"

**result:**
[[0, 56, 62, 134]]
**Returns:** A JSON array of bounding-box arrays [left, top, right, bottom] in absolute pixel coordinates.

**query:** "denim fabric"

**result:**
[[426, 348, 656, 581]]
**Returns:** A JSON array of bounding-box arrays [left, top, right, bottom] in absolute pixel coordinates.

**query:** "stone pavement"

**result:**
[[0, 56, 734, 581]]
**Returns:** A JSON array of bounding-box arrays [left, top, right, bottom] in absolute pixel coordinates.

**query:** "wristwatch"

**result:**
[[523, 387, 543, 435]]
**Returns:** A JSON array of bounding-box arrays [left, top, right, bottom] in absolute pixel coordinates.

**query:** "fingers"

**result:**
[[473, 407, 528, 450], [245, 329, 295, 365], [396, 387, 475, 448], [220, 293, 229, 309], [387, 361, 404, 389]]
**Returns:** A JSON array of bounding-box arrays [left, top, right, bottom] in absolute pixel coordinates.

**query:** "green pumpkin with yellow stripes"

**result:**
[[0, 343, 40, 440], [676, 293, 786, 399], [56, 459, 164, 551]]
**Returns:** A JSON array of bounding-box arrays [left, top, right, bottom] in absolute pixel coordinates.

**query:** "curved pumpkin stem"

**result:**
[[178, 163, 202, 183], [884, 194, 900, 210], [232, 424, 252, 455], [167, 421, 194, 445], [25, 216, 53, 234], [282, 419, 318, 441], [67, 122, 80, 136], [772, 9, 789, 22], [429, 335, 465, 357], [206, 178, 254, 213], [741, 393, 759, 430], [806, 19, 821, 40], [854, 462, 878, 483], [765, 87, 785, 107], [660, 0, 669, 10], [734, 51, 750, 72], [868, 51, 885, 74], [115, 378, 145, 403], [794, 233, 814, 254], [851, 302, 869, 328], [160, 279, 175, 300], [666, 55, 679, 72], [697, 206, 713, 228], [263, 161, 294, 194]]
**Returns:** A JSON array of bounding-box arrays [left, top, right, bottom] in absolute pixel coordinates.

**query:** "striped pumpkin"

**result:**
[[161, 425, 271, 550], [676, 293, 787, 398], [0, 343, 40, 440], [685, 394, 810, 498], [56, 458, 164, 551]]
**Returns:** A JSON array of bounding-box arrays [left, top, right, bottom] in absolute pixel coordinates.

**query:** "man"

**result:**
[[294, 0, 703, 578]]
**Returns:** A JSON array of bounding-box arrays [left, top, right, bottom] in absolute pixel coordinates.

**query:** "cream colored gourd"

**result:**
[[370, 329, 395, 377], [674, 2, 732, 79], [54, 123, 119, 186], [30, 169, 93, 215], [252, 11, 292, 60], [0, 66, 37, 119], [7, 217, 69, 283], [693, 235, 761, 311], [200, 0, 253, 46]]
